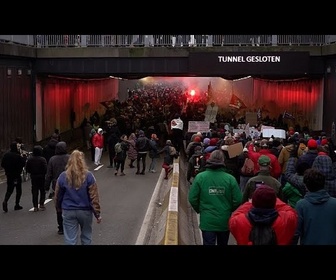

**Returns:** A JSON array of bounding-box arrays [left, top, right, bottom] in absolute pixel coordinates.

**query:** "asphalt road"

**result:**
[[0, 147, 238, 245], [0, 150, 162, 245]]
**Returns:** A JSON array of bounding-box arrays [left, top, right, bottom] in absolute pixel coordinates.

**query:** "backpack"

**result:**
[[145, 138, 152, 151], [247, 213, 278, 245], [115, 142, 122, 154], [169, 146, 177, 156], [204, 146, 217, 162], [192, 154, 205, 177], [188, 142, 202, 159], [241, 157, 255, 176]]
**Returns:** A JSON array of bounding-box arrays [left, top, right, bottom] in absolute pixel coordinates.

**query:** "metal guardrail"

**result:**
[[0, 35, 335, 48]]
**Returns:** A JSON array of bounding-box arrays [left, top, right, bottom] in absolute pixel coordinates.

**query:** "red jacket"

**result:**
[[229, 198, 297, 245], [248, 145, 282, 179], [92, 133, 104, 149]]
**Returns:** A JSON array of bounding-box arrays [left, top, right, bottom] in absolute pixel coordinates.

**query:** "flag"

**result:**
[[207, 81, 214, 102], [245, 123, 250, 137], [283, 110, 295, 120], [229, 94, 247, 110]]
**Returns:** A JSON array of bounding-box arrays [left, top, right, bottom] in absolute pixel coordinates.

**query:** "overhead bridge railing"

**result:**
[[0, 35, 334, 48]]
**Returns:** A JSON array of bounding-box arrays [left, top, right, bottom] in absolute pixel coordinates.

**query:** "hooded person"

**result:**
[[312, 154, 336, 198], [186, 135, 202, 160], [293, 168, 336, 245], [157, 140, 175, 179], [188, 150, 242, 245], [43, 133, 60, 163], [92, 127, 104, 166], [135, 130, 151, 175], [229, 185, 298, 245], [44, 141, 70, 234], [187, 145, 206, 183], [25, 145, 48, 211], [1, 141, 27, 213]]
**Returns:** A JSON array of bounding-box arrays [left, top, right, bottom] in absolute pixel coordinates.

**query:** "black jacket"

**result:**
[[45, 141, 70, 190], [26, 146, 48, 179], [1, 143, 26, 178]]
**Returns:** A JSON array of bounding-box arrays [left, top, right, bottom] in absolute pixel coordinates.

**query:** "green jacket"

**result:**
[[282, 182, 303, 208], [188, 167, 242, 231]]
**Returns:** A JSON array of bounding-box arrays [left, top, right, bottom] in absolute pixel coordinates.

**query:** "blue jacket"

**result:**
[[294, 189, 336, 245], [55, 171, 101, 219]]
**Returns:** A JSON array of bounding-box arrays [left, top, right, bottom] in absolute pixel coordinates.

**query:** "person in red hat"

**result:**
[[229, 185, 297, 245], [296, 138, 318, 169]]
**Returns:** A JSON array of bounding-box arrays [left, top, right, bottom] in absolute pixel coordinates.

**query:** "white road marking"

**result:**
[[28, 198, 53, 212]]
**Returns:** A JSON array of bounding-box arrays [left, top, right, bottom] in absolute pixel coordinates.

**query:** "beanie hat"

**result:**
[[258, 155, 271, 166], [98, 128, 103, 134], [321, 138, 328, 146], [252, 185, 276, 209], [203, 138, 210, 145], [209, 138, 218, 146], [194, 136, 201, 143], [307, 139, 317, 149]]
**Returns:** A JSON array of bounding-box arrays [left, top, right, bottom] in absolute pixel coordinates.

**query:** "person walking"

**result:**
[[25, 145, 48, 212], [92, 127, 104, 166], [158, 139, 177, 180], [188, 150, 242, 245], [170, 113, 184, 154], [89, 128, 96, 162], [148, 133, 160, 173], [106, 118, 121, 168], [127, 132, 138, 168], [114, 134, 130, 176], [43, 133, 59, 163], [135, 130, 151, 175], [1, 141, 27, 212], [45, 141, 70, 234], [293, 168, 336, 245], [229, 185, 298, 245], [55, 150, 102, 245], [242, 155, 284, 203]]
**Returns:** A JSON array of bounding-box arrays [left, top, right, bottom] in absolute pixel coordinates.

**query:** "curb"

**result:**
[[163, 158, 180, 245]]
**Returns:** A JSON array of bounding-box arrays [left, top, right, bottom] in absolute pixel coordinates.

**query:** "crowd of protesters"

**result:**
[[3, 80, 336, 245], [186, 123, 336, 245]]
